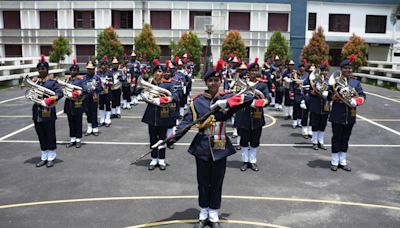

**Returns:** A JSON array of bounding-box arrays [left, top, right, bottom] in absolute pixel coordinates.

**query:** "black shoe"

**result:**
[[249, 163, 259, 171], [93, 131, 99, 136], [110, 114, 115, 119], [240, 162, 248, 171], [159, 164, 166, 171], [210, 221, 222, 228], [284, 116, 290, 120], [235, 145, 241, 150], [75, 141, 82, 148], [303, 135, 309, 139], [288, 115, 292, 120], [100, 122, 105, 127], [84, 132, 92, 136], [148, 164, 156, 171], [339, 164, 352, 172], [117, 114, 121, 118], [318, 143, 327, 150], [167, 144, 174, 149], [66, 142, 76, 148], [330, 165, 338, 171], [46, 160, 54, 168], [36, 160, 47, 167], [312, 144, 318, 150], [105, 123, 111, 127], [193, 220, 207, 228]]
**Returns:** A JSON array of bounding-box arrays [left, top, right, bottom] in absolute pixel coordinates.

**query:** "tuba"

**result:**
[[58, 79, 83, 101], [21, 75, 56, 107], [136, 76, 172, 107], [329, 71, 359, 107], [309, 68, 329, 98]]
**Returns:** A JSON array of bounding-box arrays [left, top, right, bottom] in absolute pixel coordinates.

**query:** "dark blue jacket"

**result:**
[[141, 80, 179, 127], [84, 73, 102, 104], [235, 81, 271, 130], [176, 91, 253, 161], [32, 78, 64, 123], [64, 77, 88, 116], [297, 72, 310, 104], [309, 76, 332, 115], [329, 78, 366, 125]]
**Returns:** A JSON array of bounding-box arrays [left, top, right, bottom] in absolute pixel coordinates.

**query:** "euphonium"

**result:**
[[111, 71, 122, 90], [328, 70, 359, 107], [21, 75, 56, 107], [309, 68, 329, 98], [58, 79, 83, 101], [136, 76, 172, 107]]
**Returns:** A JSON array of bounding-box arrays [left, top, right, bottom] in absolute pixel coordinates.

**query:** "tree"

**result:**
[[96, 26, 124, 61], [341, 34, 368, 71], [265, 31, 291, 63], [134, 23, 161, 62], [49, 36, 72, 62], [301, 26, 330, 65], [220, 31, 246, 59], [169, 31, 202, 73]]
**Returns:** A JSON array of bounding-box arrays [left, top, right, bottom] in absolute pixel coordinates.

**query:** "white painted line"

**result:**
[[357, 114, 400, 136], [0, 110, 63, 141], [365, 91, 400, 104], [1, 140, 400, 148], [0, 96, 25, 104]]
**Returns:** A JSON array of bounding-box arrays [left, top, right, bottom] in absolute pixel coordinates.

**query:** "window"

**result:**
[[3, 11, 20, 29], [366, 15, 386, 34], [160, 45, 171, 58], [329, 14, 350, 32], [74, 11, 95, 29], [40, 45, 53, 56], [40, 11, 57, 29], [150, 11, 171, 29], [4, 44, 22, 57], [112, 11, 133, 29], [190, 11, 211, 30], [76, 45, 95, 63], [308, 13, 316, 31], [329, 49, 342, 66], [229, 12, 250, 31], [268, 13, 289, 32]]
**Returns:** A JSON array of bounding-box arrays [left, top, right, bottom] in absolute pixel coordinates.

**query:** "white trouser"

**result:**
[[249, 147, 257, 164], [41, 151, 48, 161], [70, 137, 76, 142], [339, 152, 347, 166], [331, 153, 339, 166], [312, 131, 318, 144], [111, 108, 116, 115], [302, 126, 308, 136], [199, 207, 208, 220], [105, 111, 111, 124], [86, 123, 92, 134], [122, 100, 127, 108], [241, 147, 249, 162], [116, 106, 121, 115], [318, 131, 325, 144], [208, 209, 219, 222], [47, 150, 56, 161], [99, 110, 106, 124]]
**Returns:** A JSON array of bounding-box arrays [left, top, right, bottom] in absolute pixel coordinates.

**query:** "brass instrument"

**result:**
[[136, 76, 173, 107], [309, 68, 329, 98], [21, 75, 56, 107], [58, 79, 83, 101], [232, 77, 265, 99], [87, 79, 98, 93], [111, 71, 122, 90], [329, 71, 359, 107]]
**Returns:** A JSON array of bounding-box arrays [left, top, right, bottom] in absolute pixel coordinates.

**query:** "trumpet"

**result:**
[[136, 76, 172, 107], [309, 68, 329, 98], [329, 71, 359, 107], [58, 79, 83, 101], [21, 75, 56, 107]]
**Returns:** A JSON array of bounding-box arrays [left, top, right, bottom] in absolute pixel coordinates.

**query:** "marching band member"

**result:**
[[97, 56, 113, 127], [282, 60, 296, 120], [236, 58, 271, 172], [308, 60, 331, 150], [162, 59, 254, 227], [329, 55, 366, 172], [128, 51, 142, 106], [300, 66, 312, 139], [121, 55, 132, 110], [142, 59, 178, 171], [165, 60, 178, 150], [84, 61, 102, 136], [232, 61, 249, 147], [271, 56, 284, 111], [64, 60, 87, 148], [110, 57, 124, 118], [33, 55, 64, 168]]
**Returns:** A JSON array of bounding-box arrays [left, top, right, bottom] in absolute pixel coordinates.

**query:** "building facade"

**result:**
[[0, 0, 398, 65]]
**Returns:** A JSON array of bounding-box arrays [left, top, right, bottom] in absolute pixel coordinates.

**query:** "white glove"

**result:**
[[322, 91, 329, 98], [153, 97, 160, 106], [270, 75, 274, 79], [284, 77, 291, 83], [300, 100, 307, 110], [350, 98, 357, 108], [210, 99, 228, 110], [151, 140, 164, 149]]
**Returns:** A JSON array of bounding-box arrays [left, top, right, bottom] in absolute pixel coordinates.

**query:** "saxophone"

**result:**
[[58, 79, 83, 101], [329, 71, 359, 107], [21, 75, 56, 107]]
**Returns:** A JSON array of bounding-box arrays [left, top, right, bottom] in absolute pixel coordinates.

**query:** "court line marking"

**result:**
[[126, 219, 289, 228], [357, 114, 400, 136], [0, 95, 25, 104], [0, 110, 63, 141], [365, 91, 400, 104], [0, 195, 399, 211], [1, 140, 400, 148]]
